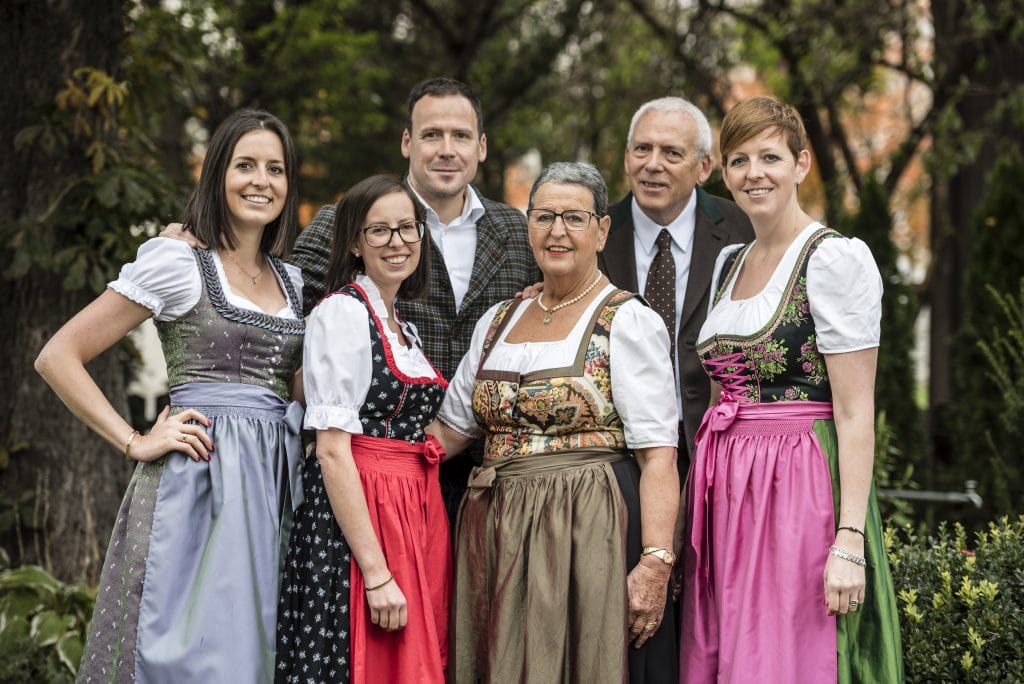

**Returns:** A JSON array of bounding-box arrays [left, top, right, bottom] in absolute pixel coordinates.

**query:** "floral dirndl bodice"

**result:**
[[471, 289, 636, 460], [335, 283, 447, 443], [697, 228, 840, 404], [155, 248, 304, 399]]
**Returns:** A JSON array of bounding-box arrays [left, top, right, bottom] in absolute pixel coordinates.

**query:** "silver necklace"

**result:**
[[224, 251, 263, 285], [536, 271, 603, 324]]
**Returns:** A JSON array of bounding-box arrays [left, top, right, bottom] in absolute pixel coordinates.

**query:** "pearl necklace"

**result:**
[[224, 251, 263, 286], [536, 271, 603, 324]]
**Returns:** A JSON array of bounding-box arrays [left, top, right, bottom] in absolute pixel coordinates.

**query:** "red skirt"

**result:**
[[349, 434, 451, 684]]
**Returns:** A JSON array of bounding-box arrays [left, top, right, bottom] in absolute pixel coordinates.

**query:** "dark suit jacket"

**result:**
[[599, 188, 753, 469]]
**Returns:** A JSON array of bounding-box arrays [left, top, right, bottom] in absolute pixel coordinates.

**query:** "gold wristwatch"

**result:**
[[641, 546, 676, 565]]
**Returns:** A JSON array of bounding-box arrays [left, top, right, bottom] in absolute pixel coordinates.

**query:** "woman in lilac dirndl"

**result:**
[[678, 96, 903, 683], [36, 109, 304, 683]]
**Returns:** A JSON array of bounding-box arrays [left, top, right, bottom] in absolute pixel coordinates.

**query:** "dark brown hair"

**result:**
[[720, 96, 808, 165], [407, 77, 484, 136], [182, 108, 299, 258], [324, 175, 431, 300]]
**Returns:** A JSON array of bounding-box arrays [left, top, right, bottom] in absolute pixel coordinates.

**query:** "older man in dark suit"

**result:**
[[600, 98, 754, 479], [292, 78, 540, 518]]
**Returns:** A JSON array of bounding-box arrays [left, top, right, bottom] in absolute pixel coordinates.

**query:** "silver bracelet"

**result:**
[[829, 545, 866, 567]]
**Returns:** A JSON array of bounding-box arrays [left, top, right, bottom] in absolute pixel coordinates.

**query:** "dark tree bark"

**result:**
[[0, 0, 133, 583]]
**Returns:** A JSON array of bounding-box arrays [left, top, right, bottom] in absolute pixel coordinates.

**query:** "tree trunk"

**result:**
[[1, 0, 132, 583]]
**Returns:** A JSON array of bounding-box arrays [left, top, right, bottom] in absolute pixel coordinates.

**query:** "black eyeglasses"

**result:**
[[526, 209, 598, 232], [360, 221, 426, 247]]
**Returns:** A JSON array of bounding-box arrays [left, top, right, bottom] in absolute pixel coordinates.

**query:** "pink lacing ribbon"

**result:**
[[692, 351, 750, 582]]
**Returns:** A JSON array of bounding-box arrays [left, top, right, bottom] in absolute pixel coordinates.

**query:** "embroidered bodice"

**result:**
[[697, 228, 840, 404], [470, 290, 637, 459], [155, 248, 304, 399], [334, 284, 447, 443]]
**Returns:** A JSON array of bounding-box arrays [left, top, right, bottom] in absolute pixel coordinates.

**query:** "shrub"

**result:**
[[0, 549, 94, 682], [889, 516, 1024, 682]]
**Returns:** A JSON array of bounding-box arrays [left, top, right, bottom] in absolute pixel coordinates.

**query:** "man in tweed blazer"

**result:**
[[600, 97, 753, 480], [291, 78, 540, 518]]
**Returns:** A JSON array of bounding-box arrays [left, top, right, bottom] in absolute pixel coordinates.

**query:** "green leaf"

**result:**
[[56, 631, 85, 673], [0, 566, 61, 596], [96, 173, 121, 208], [29, 609, 72, 646]]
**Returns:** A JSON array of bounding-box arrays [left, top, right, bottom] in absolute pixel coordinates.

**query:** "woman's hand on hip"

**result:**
[[365, 575, 407, 632], [131, 406, 213, 463], [627, 557, 670, 648]]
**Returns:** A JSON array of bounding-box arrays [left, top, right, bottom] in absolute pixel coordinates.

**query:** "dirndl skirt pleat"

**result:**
[[77, 382, 304, 684], [452, 448, 677, 684], [679, 400, 903, 684], [348, 434, 451, 684]]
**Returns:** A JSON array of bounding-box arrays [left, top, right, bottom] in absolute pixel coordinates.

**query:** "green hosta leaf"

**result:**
[[56, 631, 85, 673], [0, 566, 61, 596], [29, 609, 73, 646]]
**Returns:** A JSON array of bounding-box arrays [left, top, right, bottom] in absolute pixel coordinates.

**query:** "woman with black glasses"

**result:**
[[276, 175, 451, 683]]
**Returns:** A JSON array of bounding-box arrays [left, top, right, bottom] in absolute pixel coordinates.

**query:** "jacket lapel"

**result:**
[[460, 208, 509, 315], [601, 194, 640, 292]]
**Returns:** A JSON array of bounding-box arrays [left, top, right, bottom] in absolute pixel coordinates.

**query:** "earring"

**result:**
[[353, 251, 361, 258]]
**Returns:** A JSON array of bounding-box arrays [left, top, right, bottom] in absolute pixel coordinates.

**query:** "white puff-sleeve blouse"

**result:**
[[699, 222, 883, 352], [108, 237, 303, 321], [439, 283, 679, 449], [303, 274, 439, 433]]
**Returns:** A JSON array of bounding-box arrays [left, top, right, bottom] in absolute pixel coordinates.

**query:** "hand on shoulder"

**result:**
[[159, 222, 207, 248]]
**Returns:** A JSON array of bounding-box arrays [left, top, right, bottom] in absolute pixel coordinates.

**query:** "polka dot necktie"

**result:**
[[644, 229, 676, 367]]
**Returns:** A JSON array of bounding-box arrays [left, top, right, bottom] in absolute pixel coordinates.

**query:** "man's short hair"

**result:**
[[407, 78, 484, 136], [627, 97, 713, 160]]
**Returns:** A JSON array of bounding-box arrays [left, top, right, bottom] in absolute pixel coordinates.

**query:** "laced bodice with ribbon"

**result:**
[[695, 227, 842, 434]]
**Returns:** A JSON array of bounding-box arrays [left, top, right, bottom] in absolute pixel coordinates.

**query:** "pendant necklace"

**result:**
[[224, 251, 262, 286], [536, 271, 603, 324]]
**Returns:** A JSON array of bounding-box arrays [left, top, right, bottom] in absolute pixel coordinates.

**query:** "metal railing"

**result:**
[[878, 480, 982, 509]]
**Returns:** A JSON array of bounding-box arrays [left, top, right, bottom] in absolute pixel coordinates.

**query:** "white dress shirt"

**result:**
[[631, 190, 698, 414], [410, 184, 486, 312]]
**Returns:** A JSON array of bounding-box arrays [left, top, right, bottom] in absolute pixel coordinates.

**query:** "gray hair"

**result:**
[[626, 97, 713, 160], [528, 161, 608, 216]]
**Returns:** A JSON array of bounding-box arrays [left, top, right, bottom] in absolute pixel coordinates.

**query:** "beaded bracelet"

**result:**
[[365, 574, 394, 593], [837, 525, 867, 540], [829, 545, 866, 567]]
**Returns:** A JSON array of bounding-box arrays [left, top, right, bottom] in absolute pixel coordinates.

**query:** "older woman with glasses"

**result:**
[[429, 161, 680, 683], [276, 175, 452, 683]]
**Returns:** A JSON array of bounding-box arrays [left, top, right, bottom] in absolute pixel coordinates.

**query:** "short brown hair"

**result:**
[[324, 175, 431, 301], [720, 96, 807, 164]]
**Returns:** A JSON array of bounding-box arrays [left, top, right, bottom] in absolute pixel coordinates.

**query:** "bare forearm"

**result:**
[[425, 419, 475, 461], [636, 446, 679, 549], [317, 432, 390, 582], [36, 348, 134, 451], [835, 412, 874, 531]]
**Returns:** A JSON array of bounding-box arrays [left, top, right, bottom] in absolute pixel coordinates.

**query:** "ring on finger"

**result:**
[[178, 434, 188, 442], [645, 621, 658, 631]]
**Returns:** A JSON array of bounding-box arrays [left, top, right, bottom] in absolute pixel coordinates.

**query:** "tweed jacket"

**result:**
[[290, 190, 541, 381], [599, 187, 754, 463]]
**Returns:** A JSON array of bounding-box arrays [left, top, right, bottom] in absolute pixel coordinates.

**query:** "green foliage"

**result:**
[[4, 64, 182, 291], [890, 517, 1024, 682], [951, 151, 1024, 518], [976, 280, 1024, 512], [874, 410, 916, 527], [0, 558, 96, 681]]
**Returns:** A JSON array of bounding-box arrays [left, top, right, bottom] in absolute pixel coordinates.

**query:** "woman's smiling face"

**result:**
[[355, 191, 422, 296]]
